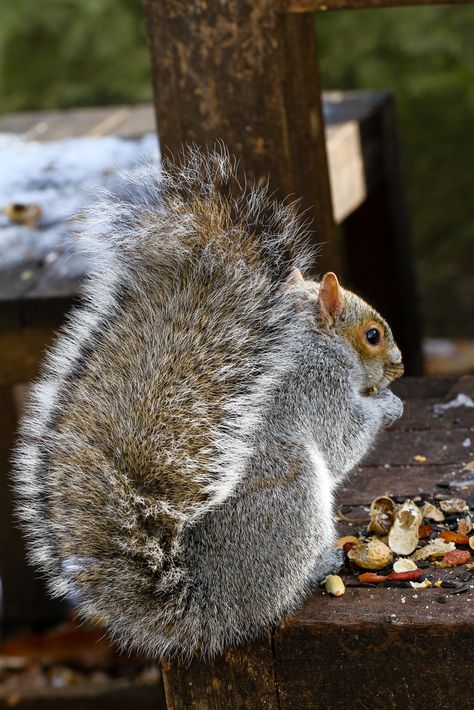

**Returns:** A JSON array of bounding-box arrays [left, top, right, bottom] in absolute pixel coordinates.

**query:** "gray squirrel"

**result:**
[[13, 148, 404, 660]]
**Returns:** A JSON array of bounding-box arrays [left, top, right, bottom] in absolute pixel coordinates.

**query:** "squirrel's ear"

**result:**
[[284, 268, 306, 290], [289, 268, 305, 285], [318, 272, 343, 327]]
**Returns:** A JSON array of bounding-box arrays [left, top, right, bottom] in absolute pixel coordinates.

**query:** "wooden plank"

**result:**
[[363, 427, 473, 466], [284, 0, 474, 12], [161, 638, 279, 710], [393, 375, 474, 400], [274, 588, 473, 709], [338, 462, 474, 505], [389, 399, 474, 431], [143, 0, 340, 274]]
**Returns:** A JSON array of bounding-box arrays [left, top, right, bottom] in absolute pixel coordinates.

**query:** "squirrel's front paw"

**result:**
[[375, 388, 404, 427]]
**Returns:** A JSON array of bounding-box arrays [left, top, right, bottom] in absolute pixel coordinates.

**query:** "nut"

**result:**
[[457, 516, 473, 535], [412, 539, 455, 561], [393, 558, 418, 573], [439, 498, 469, 514], [420, 502, 445, 522], [388, 500, 422, 556], [325, 575, 346, 597], [4, 201, 42, 227], [368, 496, 396, 535], [348, 538, 393, 570], [334, 535, 360, 549]]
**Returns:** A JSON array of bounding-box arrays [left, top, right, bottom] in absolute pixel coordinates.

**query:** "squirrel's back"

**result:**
[[13, 148, 315, 650]]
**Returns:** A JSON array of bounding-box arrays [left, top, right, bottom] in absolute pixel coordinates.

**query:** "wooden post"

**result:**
[[143, 0, 340, 274], [160, 637, 279, 709]]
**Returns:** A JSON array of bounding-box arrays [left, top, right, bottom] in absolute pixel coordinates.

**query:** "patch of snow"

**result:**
[[0, 132, 159, 268]]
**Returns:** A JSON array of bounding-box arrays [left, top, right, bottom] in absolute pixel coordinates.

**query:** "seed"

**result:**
[[325, 575, 346, 597], [451, 585, 471, 595]]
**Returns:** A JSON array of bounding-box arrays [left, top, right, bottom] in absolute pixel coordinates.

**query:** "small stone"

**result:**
[[436, 595, 447, 603]]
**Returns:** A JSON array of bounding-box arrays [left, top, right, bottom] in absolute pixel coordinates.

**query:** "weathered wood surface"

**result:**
[[162, 376, 474, 709], [162, 639, 279, 710], [143, 0, 340, 274], [285, 0, 474, 12]]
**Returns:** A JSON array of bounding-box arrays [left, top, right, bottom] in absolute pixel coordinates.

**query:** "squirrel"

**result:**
[[13, 147, 404, 660]]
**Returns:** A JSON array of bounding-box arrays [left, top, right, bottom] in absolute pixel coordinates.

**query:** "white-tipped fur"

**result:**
[[12, 146, 403, 660]]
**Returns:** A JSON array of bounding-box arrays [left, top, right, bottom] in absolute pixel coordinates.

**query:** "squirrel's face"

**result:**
[[287, 269, 404, 394]]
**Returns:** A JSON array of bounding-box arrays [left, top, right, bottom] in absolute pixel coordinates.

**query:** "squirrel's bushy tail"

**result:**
[[80, 145, 315, 286], [12, 146, 317, 657]]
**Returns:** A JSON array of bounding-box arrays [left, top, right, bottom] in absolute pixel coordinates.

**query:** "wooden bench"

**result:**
[[161, 375, 474, 708]]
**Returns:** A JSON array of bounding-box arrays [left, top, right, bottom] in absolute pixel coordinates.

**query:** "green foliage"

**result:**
[[0, 2, 472, 335], [0, 0, 151, 111]]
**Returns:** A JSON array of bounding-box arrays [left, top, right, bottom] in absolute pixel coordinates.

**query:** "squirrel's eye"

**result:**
[[366, 328, 380, 346]]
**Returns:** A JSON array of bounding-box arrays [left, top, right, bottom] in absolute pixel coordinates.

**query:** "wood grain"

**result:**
[[284, 0, 474, 12], [161, 638, 279, 709], [143, 0, 339, 274]]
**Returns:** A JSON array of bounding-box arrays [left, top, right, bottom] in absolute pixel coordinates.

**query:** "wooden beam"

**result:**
[[143, 0, 340, 275], [284, 0, 474, 13]]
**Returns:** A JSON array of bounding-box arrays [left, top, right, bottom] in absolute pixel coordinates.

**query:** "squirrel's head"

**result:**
[[287, 269, 404, 394]]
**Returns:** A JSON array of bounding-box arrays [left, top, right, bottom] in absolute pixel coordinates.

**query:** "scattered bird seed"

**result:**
[[451, 585, 471, 595]]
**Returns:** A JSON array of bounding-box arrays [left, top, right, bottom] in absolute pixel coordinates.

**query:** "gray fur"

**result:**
[[12, 147, 403, 660]]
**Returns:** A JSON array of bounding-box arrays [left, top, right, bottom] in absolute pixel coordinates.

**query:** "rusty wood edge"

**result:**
[[282, 0, 474, 13]]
